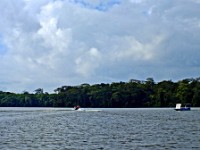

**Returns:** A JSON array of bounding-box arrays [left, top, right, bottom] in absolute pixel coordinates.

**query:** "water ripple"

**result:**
[[0, 108, 200, 150]]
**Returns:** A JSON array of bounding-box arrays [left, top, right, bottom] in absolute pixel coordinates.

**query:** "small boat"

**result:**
[[175, 103, 191, 111], [74, 105, 81, 111], [73, 106, 101, 112]]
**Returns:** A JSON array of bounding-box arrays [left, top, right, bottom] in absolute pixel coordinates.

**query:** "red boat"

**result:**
[[74, 105, 80, 110]]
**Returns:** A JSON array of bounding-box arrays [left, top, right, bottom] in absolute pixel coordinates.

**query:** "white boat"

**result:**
[[175, 103, 191, 111]]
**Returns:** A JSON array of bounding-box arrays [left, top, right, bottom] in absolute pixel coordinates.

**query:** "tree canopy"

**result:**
[[0, 77, 200, 107]]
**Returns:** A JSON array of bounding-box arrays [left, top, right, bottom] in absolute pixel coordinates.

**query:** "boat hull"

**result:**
[[175, 107, 190, 111]]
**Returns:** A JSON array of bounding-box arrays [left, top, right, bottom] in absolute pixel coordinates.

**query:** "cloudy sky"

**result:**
[[0, 0, 200, 93]]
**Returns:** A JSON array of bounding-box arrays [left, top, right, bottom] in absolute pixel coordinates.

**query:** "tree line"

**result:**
[[0, 77, 200, 107]]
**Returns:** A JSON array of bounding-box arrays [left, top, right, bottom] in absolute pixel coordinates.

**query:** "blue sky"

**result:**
[[71, 0, 121, 10], [0, 35, 7, 55], [0, 0, 200, 93]]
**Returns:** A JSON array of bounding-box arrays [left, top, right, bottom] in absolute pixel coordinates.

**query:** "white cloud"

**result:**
[[113, 35, 165, 61], [0, 0, 200, 92], [75, 47, 101, 77]]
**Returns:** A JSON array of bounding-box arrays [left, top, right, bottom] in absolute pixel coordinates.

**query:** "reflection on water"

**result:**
[[0, 107, 200, 150]]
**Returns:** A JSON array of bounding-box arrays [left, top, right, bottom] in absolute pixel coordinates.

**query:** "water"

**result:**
[[0, 107, 200, 150]]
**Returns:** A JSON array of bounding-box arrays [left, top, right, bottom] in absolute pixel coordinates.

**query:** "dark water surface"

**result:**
[[0, 107, 199, 150]]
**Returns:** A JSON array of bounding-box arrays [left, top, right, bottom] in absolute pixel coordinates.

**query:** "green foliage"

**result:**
[[0, 77, 200, 107]]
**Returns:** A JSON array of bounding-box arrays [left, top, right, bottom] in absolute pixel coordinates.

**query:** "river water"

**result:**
[[0, 107, 199, 150]]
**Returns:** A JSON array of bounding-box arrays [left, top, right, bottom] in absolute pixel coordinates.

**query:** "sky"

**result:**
[[0, 0, 200, 93]]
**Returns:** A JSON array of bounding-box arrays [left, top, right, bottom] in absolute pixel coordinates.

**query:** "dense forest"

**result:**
[[0, 77, 200, 107]]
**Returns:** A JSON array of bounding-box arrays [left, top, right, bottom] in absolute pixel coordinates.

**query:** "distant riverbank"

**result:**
[[1, 77, 200, 108]]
